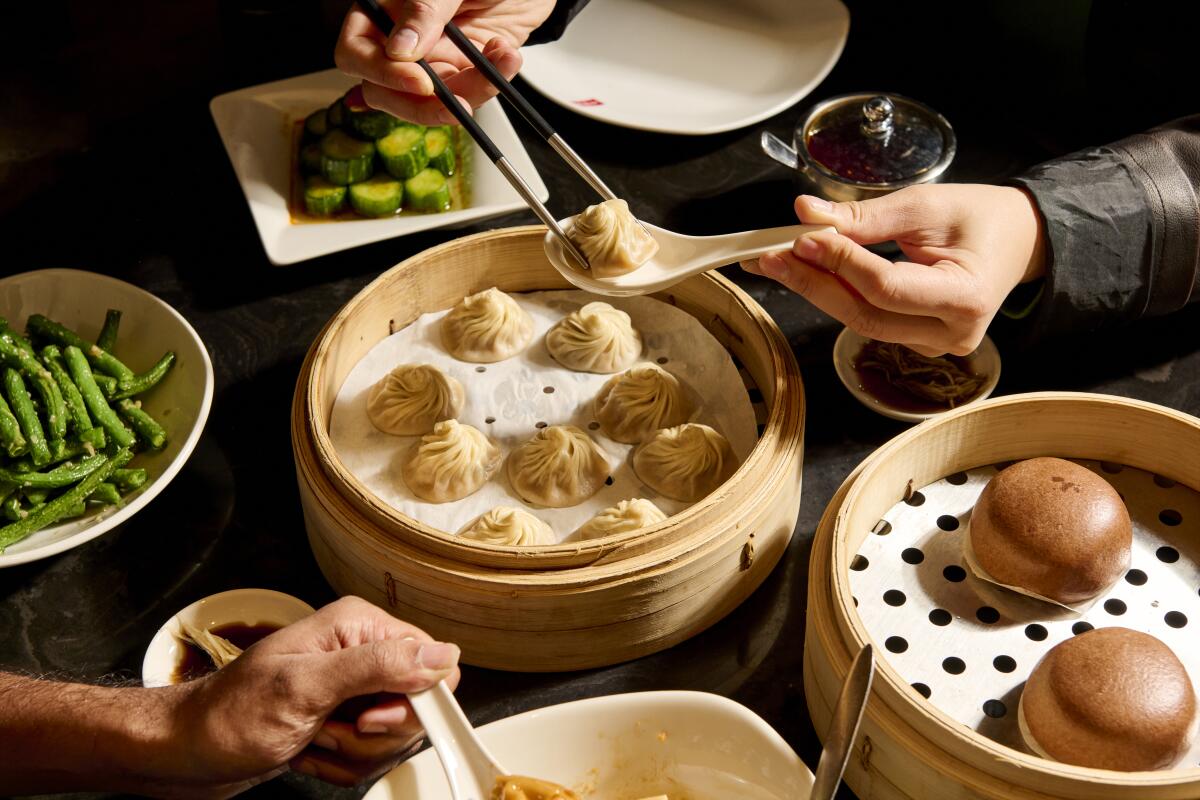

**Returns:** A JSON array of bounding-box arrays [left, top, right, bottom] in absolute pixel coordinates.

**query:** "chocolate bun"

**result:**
[[1022, 627, 1196, 771], [970, 457, 1131, 603]]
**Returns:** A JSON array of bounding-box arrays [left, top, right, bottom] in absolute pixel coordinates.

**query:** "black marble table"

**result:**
[[2, 2, 1197, 798]]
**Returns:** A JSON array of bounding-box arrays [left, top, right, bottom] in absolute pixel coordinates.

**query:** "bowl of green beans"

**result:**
[[0, 269, 213, 567]]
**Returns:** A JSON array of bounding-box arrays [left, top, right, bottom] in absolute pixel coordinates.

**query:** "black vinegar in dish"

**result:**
[[289, 89, 471, 223], [853, 340, 986, 414], [173, 622, 281, 682]]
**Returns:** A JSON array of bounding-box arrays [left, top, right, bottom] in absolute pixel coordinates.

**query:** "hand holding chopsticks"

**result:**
[[351, 0, 601, 269]]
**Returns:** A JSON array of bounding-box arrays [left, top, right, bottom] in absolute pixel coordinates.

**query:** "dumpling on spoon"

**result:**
[[570, 199, 659, 278]]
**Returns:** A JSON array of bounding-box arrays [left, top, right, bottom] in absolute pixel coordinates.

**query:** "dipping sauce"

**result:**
[[173, 622, 281, 683], [852, 340, 985, 414]]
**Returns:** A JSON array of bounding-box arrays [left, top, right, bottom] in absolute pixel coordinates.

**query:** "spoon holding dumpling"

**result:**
[[544, 200, 835, 297]]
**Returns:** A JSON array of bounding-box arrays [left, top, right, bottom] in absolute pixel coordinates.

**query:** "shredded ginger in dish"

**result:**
[[177, 621, 242, 668], [856, 341, 985, 408]]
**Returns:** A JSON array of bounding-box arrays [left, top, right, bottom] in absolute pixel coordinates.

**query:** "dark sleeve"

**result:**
[[1007, 115, 1200, 339], [525, 1, 591, 45]]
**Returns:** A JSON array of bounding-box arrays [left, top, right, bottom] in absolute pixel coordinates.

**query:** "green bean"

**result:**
[[0, 451, 108, 490], [0, 332, 67, 442], [0, 448, 132, 551], [3, 368, 49, 466], [97, 309, 122, 353], [60, 501, 87, 520], [10, 438, 93, 474], [112, 351, 176, 399], [80, 427, 106, 449], [116, 399, 166, 450], [112, 468, 147, 492], [62, 346, 135, 449], [26, 315, 135, 382], [22, 488, 48, 506], [2, 494, 22, 522], [41, 345, 93, 437], [88, 482, 123, 506], [0, 392, 27, 457], [93, 374, 118, 397], [0, 318, 35, 356]]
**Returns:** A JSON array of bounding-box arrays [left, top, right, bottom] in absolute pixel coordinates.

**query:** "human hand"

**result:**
[[742, 185, 1047, 356], [334, 0, 556, 124], [166, 596, 461, 796]]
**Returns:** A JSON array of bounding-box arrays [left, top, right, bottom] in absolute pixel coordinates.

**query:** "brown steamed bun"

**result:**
[[970, 457, 1131, 603], [1022, 627, 1196, 771]]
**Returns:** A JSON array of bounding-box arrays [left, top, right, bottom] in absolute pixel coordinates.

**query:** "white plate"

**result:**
[[209, 69, 549, 265], [142, 588, 315, 687], [366, 691, 812, 800], [0, 269, 213, 568], [833, 327, 1002, 423], [519, 0, 850, 135]]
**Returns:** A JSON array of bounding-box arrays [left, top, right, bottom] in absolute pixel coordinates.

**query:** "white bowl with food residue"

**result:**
[[833, 327, 1002, 423], [141, 588, 316, 687], [365, 691, 813, 800]]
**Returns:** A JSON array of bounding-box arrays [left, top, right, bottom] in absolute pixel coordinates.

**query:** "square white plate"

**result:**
[[210, 69, 548, 265]]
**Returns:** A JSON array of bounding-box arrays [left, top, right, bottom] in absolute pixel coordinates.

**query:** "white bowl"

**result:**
[[366, 691, 812, 800], [0, 269, 213, 567], [833, 327, 1002, 423], [519, 0, 849, 135], [142, 588, 316, 687], [210, 69, 550, 265]]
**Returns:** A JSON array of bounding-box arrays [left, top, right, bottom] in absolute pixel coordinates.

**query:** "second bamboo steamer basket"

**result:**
[[805, 392, 1200, 799], [292, 225, 806, 671]]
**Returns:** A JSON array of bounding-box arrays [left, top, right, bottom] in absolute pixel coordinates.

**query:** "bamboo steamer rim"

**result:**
[[301, 225, 804, 568], [823, 391, 1200, 789]]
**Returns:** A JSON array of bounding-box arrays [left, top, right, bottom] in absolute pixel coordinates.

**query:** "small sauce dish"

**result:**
[[832, 328, 1001, 423], [142, 588, 315, 687]]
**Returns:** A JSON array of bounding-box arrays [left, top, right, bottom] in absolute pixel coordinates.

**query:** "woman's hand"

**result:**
[[168, 596, 461, 795], [334, 0, 556, 124], [742, 185, 1047, 356]]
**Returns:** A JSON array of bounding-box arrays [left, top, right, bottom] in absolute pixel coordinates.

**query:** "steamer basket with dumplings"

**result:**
[[806, 392, 1200, 800], [291, 225, 805, 671]]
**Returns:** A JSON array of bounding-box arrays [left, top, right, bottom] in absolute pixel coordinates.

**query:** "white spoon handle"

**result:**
[[408, 681, 503, 800], [706, 223, 835, 266]]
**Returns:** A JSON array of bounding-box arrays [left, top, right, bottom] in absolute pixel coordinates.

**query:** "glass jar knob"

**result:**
[[860, 96, 894, 138]]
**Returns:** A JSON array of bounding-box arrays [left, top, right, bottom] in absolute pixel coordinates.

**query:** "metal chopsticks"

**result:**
[[354, 0, 592, 269]]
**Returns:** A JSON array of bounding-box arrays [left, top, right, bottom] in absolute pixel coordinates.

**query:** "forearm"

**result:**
[[0, 671, 187, 794]]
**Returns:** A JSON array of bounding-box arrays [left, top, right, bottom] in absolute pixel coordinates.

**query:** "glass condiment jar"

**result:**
[[761, 92, 956, 201]]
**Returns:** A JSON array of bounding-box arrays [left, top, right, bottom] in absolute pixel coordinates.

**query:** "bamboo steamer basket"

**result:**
[[292, 225, 805, 671], [805, 392, 1200, 799]]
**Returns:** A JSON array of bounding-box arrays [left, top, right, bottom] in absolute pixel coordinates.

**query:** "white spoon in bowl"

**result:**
[[543, 219, 835, 297], [407, 681, 504, 800]]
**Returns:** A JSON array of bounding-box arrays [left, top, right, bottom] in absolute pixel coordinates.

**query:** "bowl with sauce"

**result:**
[[833, 327, 1001, 423], [761, 92, 956, 202], [142, 588, 315, 687]]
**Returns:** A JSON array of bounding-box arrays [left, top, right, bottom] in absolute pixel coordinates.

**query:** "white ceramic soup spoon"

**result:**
[[543, 218, 835, 297], [407, 681, 505, 800]]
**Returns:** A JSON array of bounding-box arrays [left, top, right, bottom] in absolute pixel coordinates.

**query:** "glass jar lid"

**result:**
[[799, 93, 955, 185]]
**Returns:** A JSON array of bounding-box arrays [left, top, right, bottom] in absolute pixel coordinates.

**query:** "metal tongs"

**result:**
[[355, 0, 603, 269]]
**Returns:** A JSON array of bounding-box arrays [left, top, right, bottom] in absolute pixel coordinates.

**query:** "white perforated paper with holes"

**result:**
[[850, 461, 1200, 765], [328, 290, 757, 542]]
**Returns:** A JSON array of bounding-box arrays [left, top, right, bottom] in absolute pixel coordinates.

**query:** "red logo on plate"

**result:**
[[574, 98, 604, 107]]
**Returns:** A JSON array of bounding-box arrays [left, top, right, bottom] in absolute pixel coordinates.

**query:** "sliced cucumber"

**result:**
[[327, 94, 348, 129], [404, 168, 451, 212], [304, 176, 347, 216], [304, 108, 329, 139], [377, 124, 429, 179], [348, 174, 403, 217], [424, 126, 455, 175], [300, 143, 323, 174], [346, 108, 398, 141], [319, 130, 375, 185]]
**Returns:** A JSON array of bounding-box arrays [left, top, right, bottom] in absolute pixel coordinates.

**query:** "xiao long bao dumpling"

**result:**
[[460, 506, 555, 546], [633, 423, 738, 503], [570, 199, 659, 278], [507, 425, 610, 508], [402, 420, 501, 503], [366, 363, 465, 436], [575, 498, 667, 540], [441, 287, 534, 363], [594, 362, 692, 444], [545, 301, 643, 374]]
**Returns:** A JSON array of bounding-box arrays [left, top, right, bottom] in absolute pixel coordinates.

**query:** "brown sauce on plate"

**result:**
[[173, 622, 280, 683]]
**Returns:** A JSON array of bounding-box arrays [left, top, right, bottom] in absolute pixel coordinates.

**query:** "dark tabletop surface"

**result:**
[[1, 1, 1198, 798]]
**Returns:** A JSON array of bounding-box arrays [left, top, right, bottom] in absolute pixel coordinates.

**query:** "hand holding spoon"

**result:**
[[543, 219, 835, 297]]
